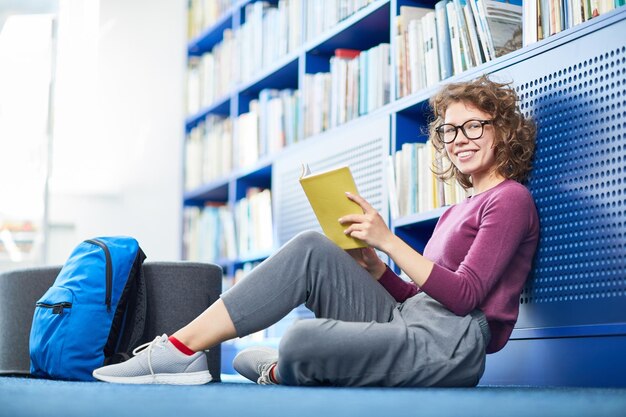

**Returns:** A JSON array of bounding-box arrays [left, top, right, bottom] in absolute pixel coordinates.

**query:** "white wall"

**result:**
[[47, 0, 187, 263]]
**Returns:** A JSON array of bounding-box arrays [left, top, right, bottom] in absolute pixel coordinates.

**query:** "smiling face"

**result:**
[[443, 101, 504, 194]]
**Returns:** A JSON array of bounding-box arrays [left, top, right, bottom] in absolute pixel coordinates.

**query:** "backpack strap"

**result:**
[[123, 258, 148, 352], [103, 247, 147, 365]]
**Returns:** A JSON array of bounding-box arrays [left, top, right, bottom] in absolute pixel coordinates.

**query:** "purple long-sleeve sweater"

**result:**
[[379, 179, 539, 353]]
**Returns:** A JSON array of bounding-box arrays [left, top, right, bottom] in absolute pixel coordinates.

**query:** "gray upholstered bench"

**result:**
[[0, 261, 222, 380]]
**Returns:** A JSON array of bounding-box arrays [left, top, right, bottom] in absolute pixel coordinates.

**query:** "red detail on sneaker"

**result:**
[[168, 336, 195, 356], [269, 363, 279, 384]]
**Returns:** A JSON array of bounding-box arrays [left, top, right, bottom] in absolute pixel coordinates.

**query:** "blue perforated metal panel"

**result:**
[[492, 15, 626, 333]]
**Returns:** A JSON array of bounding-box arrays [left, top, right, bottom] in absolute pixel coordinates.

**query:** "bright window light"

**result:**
[[0, 13, 55, 267]]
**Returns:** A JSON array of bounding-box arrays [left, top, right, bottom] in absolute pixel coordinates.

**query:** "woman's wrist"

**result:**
[[379, 234, 400, 257], [372, 262, 387, 280]]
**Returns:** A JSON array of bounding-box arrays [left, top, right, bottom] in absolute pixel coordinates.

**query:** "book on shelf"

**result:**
[[257, 88, 301, 157], [523, 0, 539, 44], [299, 163, 367, 250], [235, 187, 274, 258], [435, 0, 454, 80], [522, 0, 622, 44], [346, 52, 360, 122], [422, 11, 441, 87], [258, 89, 280, 156], [263, 6, 282, 66], [281, 89, 301, 147], [367, 43, 391, 113], [395, 5, 431, 97], [330, 49, 361, 129], [474, 0, 523, 58], [386, 155, 400, 220], [187, 0, 232, 40], [468, 0, 494, 60], [358, 50, 369, 115], [392, 141, 467, 217], [236, 105, 259, 168], [186, 58, 201, 115], [451, 0, 477, 70], [462, 0, 487, 64], [185, 124, 203, 190], [287, 0, 303, 52], [303, 42, 390, 137], [407, 18, 427, 93], [447, 1, 464, 74], [183, 203, 237, 263], [185, 115, 232, 187], [246, 1, 268, 76], [303, 72, 331, 137]]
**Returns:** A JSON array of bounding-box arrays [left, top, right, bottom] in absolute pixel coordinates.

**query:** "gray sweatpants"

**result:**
[[221, 231, 490, 387]]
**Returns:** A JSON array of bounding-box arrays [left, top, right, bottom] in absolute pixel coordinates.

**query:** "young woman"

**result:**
[[93, 75, 539, 387]]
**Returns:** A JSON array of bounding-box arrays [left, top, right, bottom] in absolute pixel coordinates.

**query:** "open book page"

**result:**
[[299, 163, 367, 249]]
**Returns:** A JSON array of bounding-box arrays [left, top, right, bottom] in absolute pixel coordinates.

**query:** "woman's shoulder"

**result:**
[[497, 179, 533, 198], [480, 180, 535, 209]]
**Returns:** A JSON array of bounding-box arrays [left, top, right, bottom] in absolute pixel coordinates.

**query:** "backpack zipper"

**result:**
[[36, 302, 73, 315], [85, 239, 113, 312]]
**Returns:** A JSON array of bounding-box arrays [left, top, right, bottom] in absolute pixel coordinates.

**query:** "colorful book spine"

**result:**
[[435, 0, 454, 80]]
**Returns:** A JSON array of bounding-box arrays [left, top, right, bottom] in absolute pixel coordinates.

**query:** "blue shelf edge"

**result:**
[[393, 206, 450, 228], [185, 95, 231, 132], [511, 323, 626, 340], [184, 158, 274, 205], [303, 0, 390, 55], [236, 52, 300, 98], [184, 179, 230, 204]]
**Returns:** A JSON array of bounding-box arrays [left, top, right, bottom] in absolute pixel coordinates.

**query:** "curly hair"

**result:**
[[428, 75, 536, 190]]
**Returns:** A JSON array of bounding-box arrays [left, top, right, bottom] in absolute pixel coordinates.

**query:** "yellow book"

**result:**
[[299, 163, 367, 250]]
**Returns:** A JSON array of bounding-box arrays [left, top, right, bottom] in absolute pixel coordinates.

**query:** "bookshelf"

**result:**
[[184, 0, 626, 384]]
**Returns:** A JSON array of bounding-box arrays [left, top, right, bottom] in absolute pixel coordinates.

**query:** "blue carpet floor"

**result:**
[[1, 376, 625, 417]]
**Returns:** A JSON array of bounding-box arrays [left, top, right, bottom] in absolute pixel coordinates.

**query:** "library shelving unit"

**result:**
[[185, 0, 626, 385]]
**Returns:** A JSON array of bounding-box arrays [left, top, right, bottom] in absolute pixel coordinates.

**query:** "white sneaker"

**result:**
[[232, 346, 279, 385], [92, 334, 212, 385]]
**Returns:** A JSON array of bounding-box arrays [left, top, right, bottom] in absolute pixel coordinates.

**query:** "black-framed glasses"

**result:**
[[435, 119, 492, 144]]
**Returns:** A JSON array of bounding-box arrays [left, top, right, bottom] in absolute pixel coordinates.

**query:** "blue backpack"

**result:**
[[29, 236, 147, 381]]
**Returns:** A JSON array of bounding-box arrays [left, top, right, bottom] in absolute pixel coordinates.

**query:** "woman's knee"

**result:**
[[277, 320, 331, 385], [290, 230, 328, 248], [288, 230, 346, 261], [279, 319, 329, 363]]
